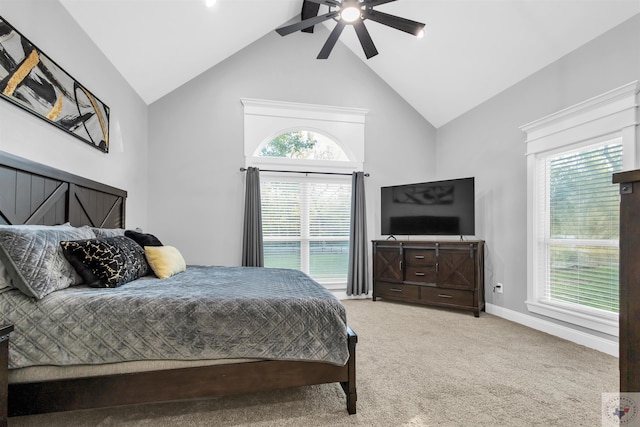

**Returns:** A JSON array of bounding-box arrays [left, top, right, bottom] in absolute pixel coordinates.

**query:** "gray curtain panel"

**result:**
[[347, 171, 369, 295], [241, 167, 264, 267]]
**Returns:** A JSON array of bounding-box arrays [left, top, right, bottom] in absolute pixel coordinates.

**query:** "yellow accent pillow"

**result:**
[[144, 246, 186, 279]]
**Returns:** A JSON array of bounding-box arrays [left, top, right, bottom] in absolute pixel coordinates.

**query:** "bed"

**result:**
[[0, 151, 357, 421]]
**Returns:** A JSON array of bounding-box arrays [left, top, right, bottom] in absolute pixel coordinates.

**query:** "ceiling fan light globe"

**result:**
[[341, 7, 361, 23]]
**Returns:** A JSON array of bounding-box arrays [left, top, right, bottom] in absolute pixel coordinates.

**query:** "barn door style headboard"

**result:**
[[0, 151, 127, 227]]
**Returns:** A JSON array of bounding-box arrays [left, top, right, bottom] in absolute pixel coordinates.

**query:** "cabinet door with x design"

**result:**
[[437, 248, 477, 290], [372, 245, 403, 283]]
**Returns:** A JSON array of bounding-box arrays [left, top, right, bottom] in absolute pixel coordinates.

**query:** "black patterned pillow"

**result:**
[[124, 230, 163, 247], [60, 236, 150, 288]]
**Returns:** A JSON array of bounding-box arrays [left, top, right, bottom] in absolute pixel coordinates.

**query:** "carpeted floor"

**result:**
[[9, 299, 618, 426]]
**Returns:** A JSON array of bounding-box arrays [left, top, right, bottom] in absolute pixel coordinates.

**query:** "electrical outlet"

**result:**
[[495, 283, 504, 293]]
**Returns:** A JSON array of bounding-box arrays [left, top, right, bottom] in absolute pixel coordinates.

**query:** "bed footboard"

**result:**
[[343, 326, 358, 414], [9, 326, 357, 417]]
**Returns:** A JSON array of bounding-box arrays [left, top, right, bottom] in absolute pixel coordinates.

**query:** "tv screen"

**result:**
[[381, 177, 475, 236]]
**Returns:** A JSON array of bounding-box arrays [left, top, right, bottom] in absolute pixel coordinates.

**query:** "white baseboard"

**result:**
[[333, 291, 371, 300], [485, 303, 618, 357]]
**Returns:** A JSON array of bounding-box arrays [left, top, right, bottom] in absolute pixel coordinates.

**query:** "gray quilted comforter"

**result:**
[[1, 266, 349, 369]]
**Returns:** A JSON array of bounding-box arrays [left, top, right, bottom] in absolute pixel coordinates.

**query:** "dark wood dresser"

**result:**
[[1, 325, 13, 427], [372, 240, 485, 317], [613, 170, 640, 392]]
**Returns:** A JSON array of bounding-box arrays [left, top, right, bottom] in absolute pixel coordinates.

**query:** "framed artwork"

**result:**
[[0, 16, 110, 153]]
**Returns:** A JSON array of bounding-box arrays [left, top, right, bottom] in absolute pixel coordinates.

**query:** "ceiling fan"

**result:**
[[276, 0, 425, 60]]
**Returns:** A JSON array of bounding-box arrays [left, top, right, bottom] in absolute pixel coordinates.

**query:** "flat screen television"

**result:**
[[381, 177, 475, 236]]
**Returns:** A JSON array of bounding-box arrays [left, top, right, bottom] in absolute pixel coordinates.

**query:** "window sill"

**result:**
[[525, 299, 618, 336]]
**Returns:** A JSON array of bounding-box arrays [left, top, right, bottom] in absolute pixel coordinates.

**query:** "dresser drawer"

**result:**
[[404, 248, 436, 267], [375, 282, 420, 301], [404, 266, 436, 284], [420, 287, 473, 307]]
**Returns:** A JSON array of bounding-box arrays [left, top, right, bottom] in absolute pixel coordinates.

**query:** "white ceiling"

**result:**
[[60, 0, 640, 128]]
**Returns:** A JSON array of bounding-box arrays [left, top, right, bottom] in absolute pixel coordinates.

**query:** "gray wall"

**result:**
[[148, 26, 437, 265], [0, 0, 149, 228], [436, 14, 640, 340]]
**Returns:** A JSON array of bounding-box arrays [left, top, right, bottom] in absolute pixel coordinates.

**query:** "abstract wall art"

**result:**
[[0, 16, 110, 152]]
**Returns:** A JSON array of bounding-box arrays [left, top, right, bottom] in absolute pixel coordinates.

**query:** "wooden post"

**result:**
[[0, 325, 13, 427], [613, 170, 640, 392]]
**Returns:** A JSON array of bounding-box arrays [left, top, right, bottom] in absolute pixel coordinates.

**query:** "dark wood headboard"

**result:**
[[0, 151, 127, 227]]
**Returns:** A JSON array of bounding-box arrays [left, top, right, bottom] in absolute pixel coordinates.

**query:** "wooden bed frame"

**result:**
[[0, 151, 357, 418]]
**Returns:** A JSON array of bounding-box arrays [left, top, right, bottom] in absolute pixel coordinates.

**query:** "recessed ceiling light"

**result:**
[[205, 0, 216, 7]]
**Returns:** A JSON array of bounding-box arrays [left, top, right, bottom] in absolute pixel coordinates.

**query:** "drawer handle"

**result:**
[[438, 294, 453, 298], [414, 255, 425, 259], [390, 288, 403, 292], [414, 272, 425, 276]]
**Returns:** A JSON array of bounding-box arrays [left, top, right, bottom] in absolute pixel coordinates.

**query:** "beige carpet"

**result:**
[[9, 299, 617, 426]]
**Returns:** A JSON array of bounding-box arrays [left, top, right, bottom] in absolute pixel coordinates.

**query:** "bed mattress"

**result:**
[[1, 266, 349, 369]]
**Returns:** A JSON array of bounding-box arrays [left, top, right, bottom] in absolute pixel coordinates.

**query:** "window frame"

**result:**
[[530, 137, 623, 334], [241, 98, 368, 289], [260, 173, 352, 288], [241, 98, 366, 175], [521, 81, 639, 336]]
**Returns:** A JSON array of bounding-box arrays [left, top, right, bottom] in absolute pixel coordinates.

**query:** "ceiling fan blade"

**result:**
[[276, 11, 340, 37], [305, 0, 341, 6], [364, 0, 398, 7], [352, 20, 379, 59], [301, 1, 321, 33], [317, 22, 346, 59], [364, 9, 425, 36]]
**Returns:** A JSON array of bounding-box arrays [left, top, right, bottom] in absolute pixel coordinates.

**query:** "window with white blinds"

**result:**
[[261, 175, 352, 286], [535, 140, 622, 318], [522, 82, 638, 337]]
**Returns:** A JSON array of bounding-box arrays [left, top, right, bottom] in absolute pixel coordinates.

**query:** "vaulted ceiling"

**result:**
[[60, 0, 640, 128]]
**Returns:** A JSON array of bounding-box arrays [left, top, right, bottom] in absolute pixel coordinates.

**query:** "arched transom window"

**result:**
[[258, 130, 349, 161]]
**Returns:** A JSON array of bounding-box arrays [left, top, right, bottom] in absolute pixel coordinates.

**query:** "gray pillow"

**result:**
[[0, 258, 12, 292], [91, 227, 126, 238], [0, 224, 75, 292], [0, 226, 97, 299], [0, 224, 76, 290]]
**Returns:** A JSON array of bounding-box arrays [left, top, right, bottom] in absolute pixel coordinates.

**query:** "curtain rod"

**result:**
[[240, 167, 369, 177]]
